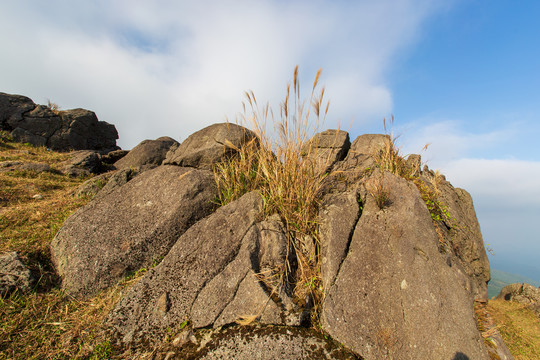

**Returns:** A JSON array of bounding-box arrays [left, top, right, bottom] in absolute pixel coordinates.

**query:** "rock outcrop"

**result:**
[[106, 191, 265, 345], [497, 283, 540, 317], [0, 92, 118, 152], [114, 136, 178, 170], [48, 122, 497, 358], [164, 123, 256, 169], [321, 171, 488, 359], [0, 251, 34, 296], [51, 165, 217, 298], [434, 174, 491, 300]]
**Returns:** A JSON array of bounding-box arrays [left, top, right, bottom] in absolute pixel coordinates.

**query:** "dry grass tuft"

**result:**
[[366, 171, 390, 210], [373, 117, 408, 177], [47, 99, 62, 115], [214, 66, 330, 319]]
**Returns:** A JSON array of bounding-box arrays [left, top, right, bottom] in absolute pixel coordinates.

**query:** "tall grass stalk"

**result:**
[[214, 66, 330, 306], [215, 66, 329, 235]]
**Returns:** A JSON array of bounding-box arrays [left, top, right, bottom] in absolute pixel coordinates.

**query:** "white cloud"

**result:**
[[396, 119, 510, 166], [443, 158, 540, 209], [0, 1, 447, 149]]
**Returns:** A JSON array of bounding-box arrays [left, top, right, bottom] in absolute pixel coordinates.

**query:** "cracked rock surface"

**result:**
[[51, 165, 217, 298], [321, 172, 490, 360]]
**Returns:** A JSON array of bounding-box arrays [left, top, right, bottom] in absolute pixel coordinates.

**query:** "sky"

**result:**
[[1, 1, 538, 282]]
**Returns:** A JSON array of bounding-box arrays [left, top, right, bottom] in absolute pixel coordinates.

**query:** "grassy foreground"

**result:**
[[487, 299, 540, 359], [0, 137, 131, 359]]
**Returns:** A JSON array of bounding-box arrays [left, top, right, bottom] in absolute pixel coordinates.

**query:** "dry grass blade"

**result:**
[[46, 99, 61, 115], [235, 314, 259, 326], [313, 68, 322, 90]]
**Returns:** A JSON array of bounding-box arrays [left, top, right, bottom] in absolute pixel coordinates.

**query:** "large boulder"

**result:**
[[114, 136, 179, 170], [106, 191, 266, 346], [0, 93, 37, 130], [0, 92, 119, 152], [190, 214, 299, 329], [435, 175, 491, 300], [497, 283, 540, 317], [47, 108, 118, 152], [320, 171, 490, 360], [51, 165, 217, 298], [164, 123, 256, 169], [0, 251, 34, 296]]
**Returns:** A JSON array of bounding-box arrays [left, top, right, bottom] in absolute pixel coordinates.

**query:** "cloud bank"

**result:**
[[1, 0, 442, 149]]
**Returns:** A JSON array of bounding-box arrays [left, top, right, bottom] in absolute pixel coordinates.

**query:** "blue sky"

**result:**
[[1, 1, 538, 281]]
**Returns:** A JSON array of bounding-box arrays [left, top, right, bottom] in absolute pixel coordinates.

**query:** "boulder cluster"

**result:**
[[497, 283, 540, 317], [1, 92, 118, 153], [1, 92, 509, 359]]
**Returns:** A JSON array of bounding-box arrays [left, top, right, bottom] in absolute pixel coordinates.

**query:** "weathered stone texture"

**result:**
[[114, 136, 178, 169], [321, 172, 490, 360], [51, 165, 217, 298]]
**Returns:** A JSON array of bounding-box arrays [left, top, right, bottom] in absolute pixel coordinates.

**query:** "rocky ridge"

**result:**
[[52, 122, 498, 359], [1, 95, 512, 359], [1, 92, 118, 153]]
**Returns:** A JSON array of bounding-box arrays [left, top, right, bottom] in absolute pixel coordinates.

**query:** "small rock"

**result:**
[[154, 292, 170, 318], [32, 194, 43, 200], [58, 150, 101, 176], [0, 251, 34, 296]]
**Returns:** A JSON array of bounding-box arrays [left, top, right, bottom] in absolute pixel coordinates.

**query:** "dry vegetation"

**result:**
[[214, 66, 330, 323], [370, 118, 453, 250], [488, 299, 540, 360], [0, 136, 136, 359]]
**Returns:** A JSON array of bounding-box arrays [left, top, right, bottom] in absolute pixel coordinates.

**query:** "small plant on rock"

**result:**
[[46, 99, 62, 115], [373, 118, 452, 220], [367, 172, 390, 210]]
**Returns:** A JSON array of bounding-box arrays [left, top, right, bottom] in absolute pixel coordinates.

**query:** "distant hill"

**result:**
[[488, 268, 540, 299]]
